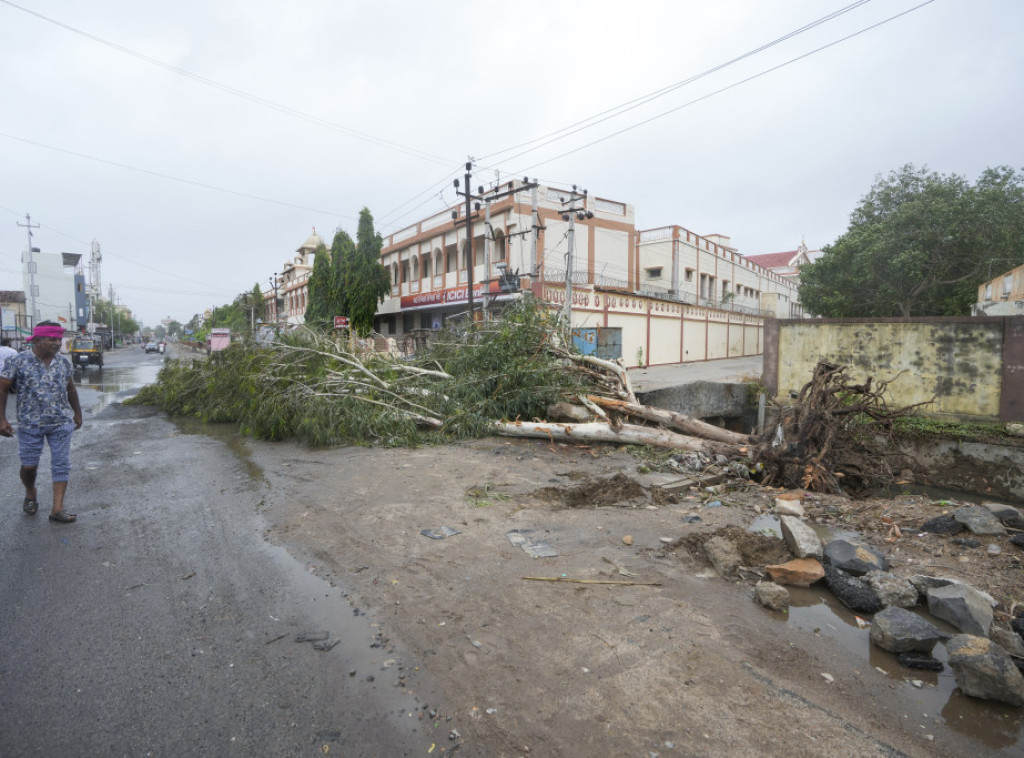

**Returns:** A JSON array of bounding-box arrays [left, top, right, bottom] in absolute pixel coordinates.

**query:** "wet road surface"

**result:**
[[0, 346, 457, 756]]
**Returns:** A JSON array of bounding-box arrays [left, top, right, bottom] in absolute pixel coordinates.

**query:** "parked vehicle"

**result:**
[[70, 335, 104, 368]]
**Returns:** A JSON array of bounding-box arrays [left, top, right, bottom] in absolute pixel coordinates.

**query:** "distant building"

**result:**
[[265, 229, 323, 327], [974, 262, 1024, 316], [742, 241, 821, 287]]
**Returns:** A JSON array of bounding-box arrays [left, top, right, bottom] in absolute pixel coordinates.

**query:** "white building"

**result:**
[[374, 179, 803, 366], [23, 251, 81, 327]]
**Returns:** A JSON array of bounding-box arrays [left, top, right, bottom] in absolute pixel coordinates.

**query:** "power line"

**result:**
[[0, 131, 354, 219], [478, 0, 873, 165], [501, 1, 936, 177], [0, 0, 455, 168]]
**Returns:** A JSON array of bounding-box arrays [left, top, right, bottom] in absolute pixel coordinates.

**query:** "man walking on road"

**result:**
[[0, 321, 83, 523]]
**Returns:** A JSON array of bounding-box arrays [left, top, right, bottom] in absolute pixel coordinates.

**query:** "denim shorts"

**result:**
[[17, 422, 75, 482]]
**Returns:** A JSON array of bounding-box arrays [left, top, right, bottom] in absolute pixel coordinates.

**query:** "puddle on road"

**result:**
[[73, 357, 162, 414], [749, 514, 1024, 750]]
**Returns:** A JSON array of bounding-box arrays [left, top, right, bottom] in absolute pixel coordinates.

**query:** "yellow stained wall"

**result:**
[[776, 321, 1005, 420]]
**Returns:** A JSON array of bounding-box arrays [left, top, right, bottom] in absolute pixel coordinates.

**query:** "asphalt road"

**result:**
[[0, 347, 453, 757]]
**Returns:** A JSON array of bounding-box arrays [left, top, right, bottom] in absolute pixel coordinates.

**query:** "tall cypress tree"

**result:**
[[347, 208, 391, 336], [303, 242, 333, 328], [330, 228, 356, 322]]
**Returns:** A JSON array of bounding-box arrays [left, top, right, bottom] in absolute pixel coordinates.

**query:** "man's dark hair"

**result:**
[[36, 320, 61, 328], [1, 338, 10, 347]]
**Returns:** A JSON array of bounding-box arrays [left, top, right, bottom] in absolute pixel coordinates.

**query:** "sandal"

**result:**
[[23, 498, 38, 515], [48, 511, 76, 523]]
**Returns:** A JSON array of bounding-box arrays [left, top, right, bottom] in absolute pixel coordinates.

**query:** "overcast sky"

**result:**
[[2, 0, 1021, 327]]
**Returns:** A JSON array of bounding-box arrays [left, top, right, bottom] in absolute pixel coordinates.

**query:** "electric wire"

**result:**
[[0, 0, 455, 168], [477, 0, 873, 163], [0, 131, 355, 220], [500, 1, 935, 177]]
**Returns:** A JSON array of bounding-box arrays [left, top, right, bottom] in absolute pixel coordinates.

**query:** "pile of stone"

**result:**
[[738, 498, 1024, 707]]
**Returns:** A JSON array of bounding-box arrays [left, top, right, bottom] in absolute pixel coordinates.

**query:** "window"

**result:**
[[645, 267, 663, 279], [1004, 275, 1013, 297], [985, 283, 993, 300], [685, 269, 694, 282]]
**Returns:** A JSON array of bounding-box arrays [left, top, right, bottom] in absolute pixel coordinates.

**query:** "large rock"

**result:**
[[864, 571, 919, 609], [869, 607, 943, 653], [981, 502, 1024, 529], [824, 565, 881, 614], [910, 575, 998, 607], [927, 583, 994, 637], [754, 580, 790, 611], [779, 515, 822, 559], [704, 536, 742, 579], [822, 538, 888, 575], [765, 558, 825, 587], [946, 635, 1024, 706], [952, 506, 1007, 536], [919, 515, 964, 535]]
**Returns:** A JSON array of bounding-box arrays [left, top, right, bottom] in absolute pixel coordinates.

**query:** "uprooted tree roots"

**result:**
[[755, 360, 928, 495]]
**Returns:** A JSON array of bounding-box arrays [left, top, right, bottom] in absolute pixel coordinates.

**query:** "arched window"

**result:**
[[391, 262, 399, 286]]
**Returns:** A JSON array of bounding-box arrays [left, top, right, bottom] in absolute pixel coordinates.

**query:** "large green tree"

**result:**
[[302, 214, 388, 335], [348, 208, 391, 336], [799, 164, 1024, 317]]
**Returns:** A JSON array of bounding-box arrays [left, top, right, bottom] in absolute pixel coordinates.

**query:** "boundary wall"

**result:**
[[763, 316, 1024, 423], [534, 282, 763, 366]]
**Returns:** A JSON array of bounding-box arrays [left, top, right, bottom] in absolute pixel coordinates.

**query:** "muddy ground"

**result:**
[[247, 436, 1024, 757]]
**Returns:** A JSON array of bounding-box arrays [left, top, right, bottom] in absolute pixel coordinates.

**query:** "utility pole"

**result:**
[[269, 274, 281, 335], [478, 177, 539, 316], [559, 187, 593, 326], [454, 168, 541, 319], [453, 161, 482, 318], [530, 182, 540, 277], [17, 214, 41, 326]]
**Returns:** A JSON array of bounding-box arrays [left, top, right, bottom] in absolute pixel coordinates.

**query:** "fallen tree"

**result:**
[[134, 299, 924, 497], [754, 360, 931, 494], [494, 420, 740, 456]]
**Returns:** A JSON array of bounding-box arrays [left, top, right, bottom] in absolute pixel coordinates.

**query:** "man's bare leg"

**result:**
[[20, 465, 38, 511], [52, 480, 68, 515]]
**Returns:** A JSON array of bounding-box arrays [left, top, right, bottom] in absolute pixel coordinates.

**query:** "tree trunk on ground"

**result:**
[[494, 420, 739, 456], [587, 395, 753, 445]]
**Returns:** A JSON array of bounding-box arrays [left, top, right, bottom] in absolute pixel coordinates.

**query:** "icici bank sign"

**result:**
[[401, 281, 500, 309]]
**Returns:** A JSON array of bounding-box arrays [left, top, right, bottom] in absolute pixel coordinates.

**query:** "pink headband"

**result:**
[[31, 325, 65, 340]]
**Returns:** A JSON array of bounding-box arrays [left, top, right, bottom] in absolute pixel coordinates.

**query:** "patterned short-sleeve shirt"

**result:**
[[1, 350, 75, 426]]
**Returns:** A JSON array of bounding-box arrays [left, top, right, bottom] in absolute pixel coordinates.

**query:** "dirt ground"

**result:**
[[247, 436, 1024, 757]]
